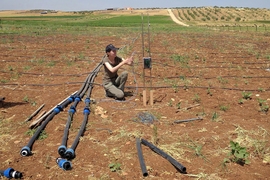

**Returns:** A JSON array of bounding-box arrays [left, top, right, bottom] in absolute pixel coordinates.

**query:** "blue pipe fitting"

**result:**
[[64, 148, 75, 160], [56, 158, 72, 170], [58, 145, 67, 157], [75, 97, 81, 102], [2, 168, 23, 179], [20, 146, 31, 157], [68, 106, 76, 114], [53, 105, 63, 114], [68, 96, 75, 102], [83, 107, 90, 115], [85, 98, 90, 104]]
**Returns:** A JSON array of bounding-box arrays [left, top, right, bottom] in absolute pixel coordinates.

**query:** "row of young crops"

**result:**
[[173, 7, 270, 24]]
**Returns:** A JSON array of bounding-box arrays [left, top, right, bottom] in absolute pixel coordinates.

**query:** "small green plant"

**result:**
[[211, 111, 219, 121], [238, 98, 244, 104], [257, 98, 269, 113], [172, 83, 179, 93], [220, 105, 229, 112], [217, 76, 228, 84], [0, 79, 8, 83], [207, 87, 212, 96], [224, 141, 250, 165], [192, 93, 201, 103], [22, 96, 36, 106], [176, 102, 181, 109], [23, 96, 29, 102], [23, 66, 31, 70], [78, 52, 85, 60], [242, 91, 252, 100], [258, 98, 266, 106], [168, 99, 173, 107], [109, 162, 121, 172], [8, 65, 14, 71], [258, 87, 265, 92], [47, 61, 55, 67]]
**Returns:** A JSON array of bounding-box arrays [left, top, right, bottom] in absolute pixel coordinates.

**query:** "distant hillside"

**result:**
[[171, 7, 270, 26], [1, 7, 270, 27]]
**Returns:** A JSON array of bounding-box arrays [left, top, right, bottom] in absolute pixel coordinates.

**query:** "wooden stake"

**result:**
[[150, 90, 154, 106], [143, 90, 147, 106], [29, 110, 46, 129]]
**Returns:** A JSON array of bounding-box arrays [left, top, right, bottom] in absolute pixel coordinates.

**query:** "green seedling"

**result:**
[[211, 111, 219, 121], [207, 87, 212, 96], [257, 98, 269, 113], [220, 105, 229, 112], [176, 102, 181, 109], [225, 141, 250, 165], [109, 162, 121, 172], [238, 98, 244, 104], [242, 91, 252, 100], [192, 93, 201, 103]]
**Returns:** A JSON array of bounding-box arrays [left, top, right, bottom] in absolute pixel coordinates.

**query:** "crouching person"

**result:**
[[102, 44, 133, 101]]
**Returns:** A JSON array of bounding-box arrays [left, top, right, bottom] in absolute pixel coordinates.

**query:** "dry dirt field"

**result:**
[[0, 9, 270, 180]]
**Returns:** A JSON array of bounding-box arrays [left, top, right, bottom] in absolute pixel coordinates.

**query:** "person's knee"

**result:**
[[120, 71, 128, 78]]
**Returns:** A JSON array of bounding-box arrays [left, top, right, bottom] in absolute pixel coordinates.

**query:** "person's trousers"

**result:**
[[103, 71, 128, 99]]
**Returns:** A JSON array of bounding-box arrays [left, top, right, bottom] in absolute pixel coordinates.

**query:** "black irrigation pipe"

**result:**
[[64, 64, 102, 161], [55, 72, 94, 170], [20, 93, 75, 157], [174, 117, 203, 124], [0, 168, 23, 179], [58, 61, 102, 161], [136, 138, 148, 177], [125, 85, 270, 92], [19, 68, 98, 157], [140, 138, 187, 174]]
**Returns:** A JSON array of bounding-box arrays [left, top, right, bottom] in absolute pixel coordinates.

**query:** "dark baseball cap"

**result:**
[[105, 44, 119, 53]]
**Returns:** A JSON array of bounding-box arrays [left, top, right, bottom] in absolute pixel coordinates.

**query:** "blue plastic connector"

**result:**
[[56, 158, 72, 170], [3, 168, 23, 179], [64, 148, 75, 160], [53, 105, 63, 114], [58, 145, 67, 157], [85, 98, 90, 103], [75, 97, 81, 102], [83, 107, 90, 115], [68, 106, 76, 114], [68, 96, 75, 102], [20, 146, 31, 157]]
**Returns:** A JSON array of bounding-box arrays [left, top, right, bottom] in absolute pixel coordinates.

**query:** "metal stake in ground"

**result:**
[[141, 13, 154, 106]]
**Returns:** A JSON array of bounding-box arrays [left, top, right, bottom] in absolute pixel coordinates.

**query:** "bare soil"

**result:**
[[1, 10, 270, 180]]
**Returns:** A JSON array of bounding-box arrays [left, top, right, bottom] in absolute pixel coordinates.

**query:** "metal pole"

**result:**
[[141, 13, 145, 88], [147, 13, 152, 90]]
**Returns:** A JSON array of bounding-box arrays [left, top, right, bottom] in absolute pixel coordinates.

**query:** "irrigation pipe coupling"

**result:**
[[64, 148, 75, 160], [20, 146, 31, 157], [58, 145, 67, 157], [0, 168, 23, 179], [75, 96, 81, 102], [83, 107, 90, 115], [84, 98, 91, 104], [56, 158, 72, 170], [68, 105, 76, 114], [53, 105, 63, 114]]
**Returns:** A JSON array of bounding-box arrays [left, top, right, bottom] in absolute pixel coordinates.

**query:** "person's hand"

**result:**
[[126, 56, 133, 65]]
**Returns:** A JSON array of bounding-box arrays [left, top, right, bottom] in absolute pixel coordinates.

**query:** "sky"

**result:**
[[0, 0, 270, 11]]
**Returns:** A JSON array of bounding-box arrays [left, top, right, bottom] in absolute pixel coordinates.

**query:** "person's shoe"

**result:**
[[115, 97, 125, 102], [124, 91, 133, 97]]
